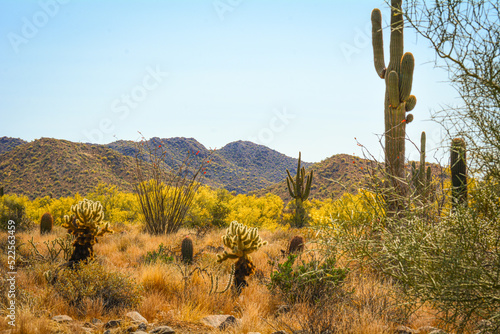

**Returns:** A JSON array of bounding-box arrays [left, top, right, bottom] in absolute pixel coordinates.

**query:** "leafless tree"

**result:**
[[401, 0, 500, 182]]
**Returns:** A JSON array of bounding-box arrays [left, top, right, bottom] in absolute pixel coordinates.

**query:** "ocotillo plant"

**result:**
[[62, 199, 113, 267], [372, 0, 416, 213], [286, 152, 313, 228], [217, 221, 267, 293], [40, 212, 53, 235], [451, 138, 467, 209], [411, 132, 432, 204]]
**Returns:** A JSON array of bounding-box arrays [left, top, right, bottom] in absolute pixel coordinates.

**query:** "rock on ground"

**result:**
[[52, 315, 73, 323], [149, 326, 176, 334], [201, 314, 239, 330], [125, 311, 148, 324]]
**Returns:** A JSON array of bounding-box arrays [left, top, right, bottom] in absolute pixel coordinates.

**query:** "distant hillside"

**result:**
[[253, 154, 370, 201], [0, 137, 313, 199], [0, 138, 138, 199], [0, 136, 448, 201], [107, 137, 208, 166], [254, 154, 449, 203], [107, 138, 312, 194], [0, 137, 27, 155]]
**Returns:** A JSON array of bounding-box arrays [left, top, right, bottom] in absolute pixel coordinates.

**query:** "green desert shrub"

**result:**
[[376, 208, 500, 333], [332, 181, 500, 333], [143, 243, 174, 264], [268, 253, 348, 305], [54, 261, 142, 313], [0, 195, 33, 231]]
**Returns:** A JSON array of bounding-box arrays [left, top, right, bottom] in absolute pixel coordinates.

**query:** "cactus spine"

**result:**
[[181, 236, 194, 264], [40, 212, 53, 234], [372, 0, 416, 213], [451, 138, 467, 209], [217, 221, 267, 293], [286, 152, 313, 227], [62, 198, 113, 266]]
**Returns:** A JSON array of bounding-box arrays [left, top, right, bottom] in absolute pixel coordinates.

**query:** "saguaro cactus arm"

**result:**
[[371, 8, 386, 78], [388, 0, 404, 68], [406, 95, 417, 111], [303, 169, 313, 199], [286, 169, 296, 198], [399, 52, 415, 102]]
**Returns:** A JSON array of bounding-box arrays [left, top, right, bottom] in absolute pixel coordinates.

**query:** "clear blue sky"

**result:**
[[0, 0, 458, 163]]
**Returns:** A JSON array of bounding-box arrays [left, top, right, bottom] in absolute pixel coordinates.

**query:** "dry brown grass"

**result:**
[[0, 224, 440, 334]]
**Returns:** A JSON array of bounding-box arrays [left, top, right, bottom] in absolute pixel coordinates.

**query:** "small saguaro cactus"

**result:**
[[62, 198, 113, 266], [286, 152, 313, 228], [451, 138, 468, 209], [287, 235, 305, 255], [411, 132, 432, 203], [372, 0, 416, 213], [217, 221, 267, 293], [181, 236, 194, 264], [40, 212, 53, 235]]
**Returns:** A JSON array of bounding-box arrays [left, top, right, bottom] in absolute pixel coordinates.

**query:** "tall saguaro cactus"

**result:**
[[451, 138, 467, 209], [372, 0, 416, 213], [286, 152, 313, 228]]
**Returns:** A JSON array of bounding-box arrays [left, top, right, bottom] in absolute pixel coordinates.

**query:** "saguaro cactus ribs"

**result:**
[[372, 0, 417, 213]]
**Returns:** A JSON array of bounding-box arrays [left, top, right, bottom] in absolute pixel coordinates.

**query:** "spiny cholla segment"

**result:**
[[217, 221, 267, 262], [62, 199, 113, 242]]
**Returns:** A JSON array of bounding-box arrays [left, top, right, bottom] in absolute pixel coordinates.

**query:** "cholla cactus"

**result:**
[[217, 221, 267, 292], [217, 221, 267, 262], [62, 199, 113, 266]]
